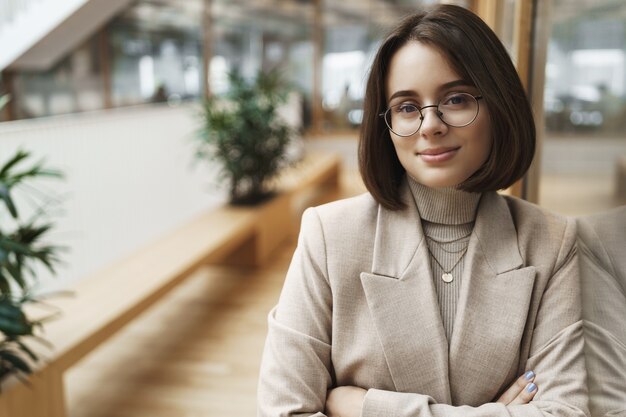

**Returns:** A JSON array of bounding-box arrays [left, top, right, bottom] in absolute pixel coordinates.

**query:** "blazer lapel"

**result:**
[[360, 182, 451, 403], [448, 192, 536, 406]]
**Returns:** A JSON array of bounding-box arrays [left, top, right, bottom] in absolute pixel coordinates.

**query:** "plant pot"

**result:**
[[229, 190, 276, 206]]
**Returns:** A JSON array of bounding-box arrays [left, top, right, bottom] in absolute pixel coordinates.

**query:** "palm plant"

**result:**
[[0, 147, 64, 383], [195, 69, 293, 205]]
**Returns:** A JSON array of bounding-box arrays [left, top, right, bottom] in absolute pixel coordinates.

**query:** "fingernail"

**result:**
[[526, 383, 537, 393], [524, 370, 535, 380]]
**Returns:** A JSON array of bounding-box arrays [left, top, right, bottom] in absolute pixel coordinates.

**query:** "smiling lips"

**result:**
[[417, 147, 460, 163]]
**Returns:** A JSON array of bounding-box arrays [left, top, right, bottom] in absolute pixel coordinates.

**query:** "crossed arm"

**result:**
[[326, 371, 539, 417]]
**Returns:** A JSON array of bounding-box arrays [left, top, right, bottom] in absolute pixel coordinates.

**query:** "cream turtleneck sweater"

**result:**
[[407, 176, 482, 343]]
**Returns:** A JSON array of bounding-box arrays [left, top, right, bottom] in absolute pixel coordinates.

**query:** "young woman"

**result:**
[[258, 5, 588, 417]]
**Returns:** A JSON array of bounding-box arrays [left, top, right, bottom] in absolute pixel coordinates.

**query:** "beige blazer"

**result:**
[[577, 206, 626, 417], [258, 183, 588, 417]]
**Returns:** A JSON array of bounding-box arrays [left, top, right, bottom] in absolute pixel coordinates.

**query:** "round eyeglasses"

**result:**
[[379, 92, 483, 137]]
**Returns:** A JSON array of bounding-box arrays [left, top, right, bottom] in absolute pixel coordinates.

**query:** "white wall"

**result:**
[[0, 103, 225, 292]]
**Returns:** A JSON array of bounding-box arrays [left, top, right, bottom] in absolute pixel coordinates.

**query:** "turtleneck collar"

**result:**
[[407, 175, 482, 225]]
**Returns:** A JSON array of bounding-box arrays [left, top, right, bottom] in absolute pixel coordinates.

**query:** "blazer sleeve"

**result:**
[[361, 217, 590, 417], [577, 215, 626, 417], [257, 207, 333, 417]]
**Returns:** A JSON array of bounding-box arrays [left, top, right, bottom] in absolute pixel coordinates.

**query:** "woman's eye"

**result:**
[[443, 94, 468, 106], [397, 104, 418, 113]]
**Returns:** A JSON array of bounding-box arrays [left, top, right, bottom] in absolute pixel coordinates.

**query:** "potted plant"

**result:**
[[195, 69, 294, 205], [0, 144, 64, 384]]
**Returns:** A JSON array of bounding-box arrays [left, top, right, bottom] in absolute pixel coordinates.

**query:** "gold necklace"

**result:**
[[426, 235, 469, 254], [427, 245, 468, 283], [425, 232, 471, 245]]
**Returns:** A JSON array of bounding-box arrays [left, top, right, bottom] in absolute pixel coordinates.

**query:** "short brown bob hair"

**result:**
[[359, 4, 535, 210]]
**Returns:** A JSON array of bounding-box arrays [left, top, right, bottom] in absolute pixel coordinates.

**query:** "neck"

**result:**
[[407, 175, 481, 225]]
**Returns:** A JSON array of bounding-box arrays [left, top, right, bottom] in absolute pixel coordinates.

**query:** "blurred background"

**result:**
[[2, 1, 624, 218], [0, 0, 624, 416]]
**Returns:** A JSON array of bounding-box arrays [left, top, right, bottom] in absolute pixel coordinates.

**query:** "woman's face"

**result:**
[[385, 41, 493, 188]]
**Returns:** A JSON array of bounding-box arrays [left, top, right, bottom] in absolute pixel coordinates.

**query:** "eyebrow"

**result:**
[[388, 79, 474, 102]]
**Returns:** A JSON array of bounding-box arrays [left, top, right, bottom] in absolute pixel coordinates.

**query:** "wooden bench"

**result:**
[[0, 152, 341, 417]]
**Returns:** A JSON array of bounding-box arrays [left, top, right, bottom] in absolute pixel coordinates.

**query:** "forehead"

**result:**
[[385, 41, 461, 99]]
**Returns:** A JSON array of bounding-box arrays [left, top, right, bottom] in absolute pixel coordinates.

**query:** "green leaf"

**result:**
[[0, 315, 32, 336], [15, 340, 39, 362], [0, 273, 11, 295], [30, 334, 54, 349], [0, 236, 32, 255], [0, 300, 25, 320], [16, 222, 54, 244], [4, 261, 27, 290], [0, 183, 18, 218], [31, 167, 63, 179], [0, 350, 33, 374], [20, 162, 62, 180], [0, 150, 30, 179]]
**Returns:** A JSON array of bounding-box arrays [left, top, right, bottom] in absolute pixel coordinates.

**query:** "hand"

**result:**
[[325, 386, 367, 417], [496, 370, 538, 405]]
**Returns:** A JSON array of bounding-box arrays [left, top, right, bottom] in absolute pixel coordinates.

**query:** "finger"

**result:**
[[509, 382, 538, 405], [496, 371, 535, 404]]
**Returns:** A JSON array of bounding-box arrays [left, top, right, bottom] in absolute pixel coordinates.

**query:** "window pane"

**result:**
[[212, 0, 314, 130], [110, 0, 203, 106], [12, 36, 104, 119], [540, 0, 626, 214], [321, 0, 470, 132]]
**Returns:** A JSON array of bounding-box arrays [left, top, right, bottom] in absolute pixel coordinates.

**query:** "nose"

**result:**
[[419, 106, 447, 137]]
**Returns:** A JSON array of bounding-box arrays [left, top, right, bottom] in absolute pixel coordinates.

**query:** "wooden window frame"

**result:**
[[472, 0, 550, 202]]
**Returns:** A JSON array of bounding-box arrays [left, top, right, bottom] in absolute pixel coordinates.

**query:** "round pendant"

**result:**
[[442, 273, 454, 283]]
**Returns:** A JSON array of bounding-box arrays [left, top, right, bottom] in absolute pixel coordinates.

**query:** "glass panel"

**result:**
[[110, 0, 203, 107], [9, 0, 203, 120], [321, 0, 470, 133], [212, 0, 314, 130], [11, 35, 104, 120], [540, 0, 626, 214]]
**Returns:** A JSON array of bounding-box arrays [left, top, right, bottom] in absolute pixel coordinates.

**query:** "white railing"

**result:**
[[0, 104, 225, 291]]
